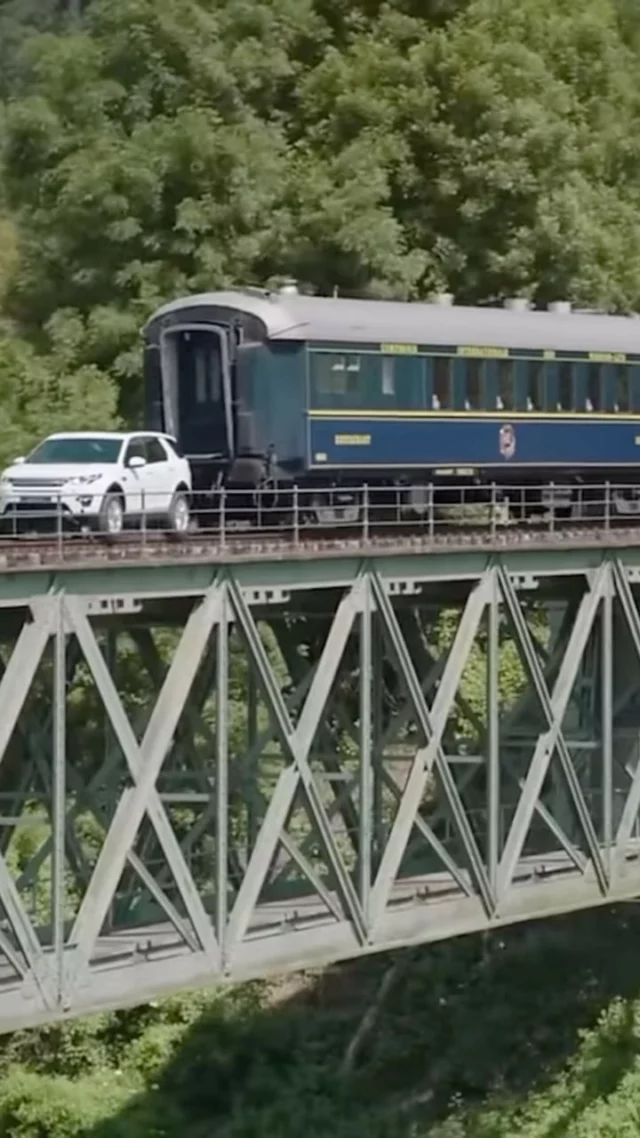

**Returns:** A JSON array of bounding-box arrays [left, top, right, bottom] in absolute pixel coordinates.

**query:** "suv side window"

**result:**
[[124, 438, 146, 464], [145, 438, 167, 464]]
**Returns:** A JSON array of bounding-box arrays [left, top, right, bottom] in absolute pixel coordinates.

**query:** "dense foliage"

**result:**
[[1, 0, 640, 1135], [3, 0, 640, 434]]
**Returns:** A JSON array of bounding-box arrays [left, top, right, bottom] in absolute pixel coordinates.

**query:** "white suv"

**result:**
[[0, 432, 193, 536]]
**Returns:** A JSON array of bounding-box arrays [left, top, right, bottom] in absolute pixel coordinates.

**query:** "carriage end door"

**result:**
[[161, 325, 234, 460]]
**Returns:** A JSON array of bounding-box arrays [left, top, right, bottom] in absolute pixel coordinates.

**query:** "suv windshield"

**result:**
[[27, 437, 123, 465]]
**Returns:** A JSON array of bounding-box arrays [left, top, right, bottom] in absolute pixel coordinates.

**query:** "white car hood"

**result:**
[[3, 463, 115, 484]]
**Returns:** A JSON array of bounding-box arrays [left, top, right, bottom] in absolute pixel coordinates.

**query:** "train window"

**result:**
[[195, 350, 206, 403], [393, 356, 425, 409], [193, 342, 221, 403], [628, 365, 640, 411], [587, 364, 601, 411], [382, 357, 395, 396], [311, 353, 361, 400], [433, 357, 450, 409], [497, 360, 514, 410], [465, 360, 483, 410], [527, 361, 545, 411], [616, 366, 630, 411], [557, 362, 572, 411]]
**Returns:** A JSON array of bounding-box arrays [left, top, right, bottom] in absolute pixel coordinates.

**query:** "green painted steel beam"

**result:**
[[3, 542, 640, 603], [1, 548, 640, 1031]]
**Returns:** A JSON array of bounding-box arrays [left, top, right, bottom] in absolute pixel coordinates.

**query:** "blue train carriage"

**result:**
[[143, 286, 640, 522]]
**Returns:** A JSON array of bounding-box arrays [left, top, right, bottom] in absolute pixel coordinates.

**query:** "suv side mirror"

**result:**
[[128, 455, 146, 469], [13, 456, 25, 465]]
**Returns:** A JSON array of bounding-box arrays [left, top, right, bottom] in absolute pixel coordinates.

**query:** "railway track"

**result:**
[[0, 514, 639, 569]]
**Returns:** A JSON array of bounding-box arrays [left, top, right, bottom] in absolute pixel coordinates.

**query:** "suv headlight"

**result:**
[[68, 473, 103, 487]]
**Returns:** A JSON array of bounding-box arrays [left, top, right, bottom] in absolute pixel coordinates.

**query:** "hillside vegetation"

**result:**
[[1, 910, 640, 1136], [3, 0, 640, 448], [1, 0, 640, 1135]]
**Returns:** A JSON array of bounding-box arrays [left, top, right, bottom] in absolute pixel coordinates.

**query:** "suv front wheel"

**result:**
[[98, 491, 125, 536], [167, 490, 190, 537]]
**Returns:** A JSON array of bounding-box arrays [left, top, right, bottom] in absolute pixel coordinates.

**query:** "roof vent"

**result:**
[[279, 279, 299, 296], [547, 301, 572, 314], [432, 292, 454, 306], [504, 297, 530, 311]]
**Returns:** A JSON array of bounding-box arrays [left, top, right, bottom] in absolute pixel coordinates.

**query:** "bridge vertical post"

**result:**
[[372, 616, 384, 868], [359, 575, 372, 927], [52, 594, 67, 1006], [247, 662, 259, 849], [602, 565, 613, 880], [546, 602, 577, 840], [103, 628, 117, 932], [487, 566, 500, 892], [216, 583, 229, 966]]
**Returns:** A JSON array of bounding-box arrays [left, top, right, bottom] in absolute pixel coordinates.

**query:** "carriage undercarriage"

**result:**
[[189, 472, 640, 534]]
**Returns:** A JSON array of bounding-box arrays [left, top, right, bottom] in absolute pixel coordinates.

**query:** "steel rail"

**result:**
[[0, 521, 637, 570], [0, 480, 637, 567]]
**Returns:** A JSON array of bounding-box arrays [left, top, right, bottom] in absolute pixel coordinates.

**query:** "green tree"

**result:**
[[0, 324, 118, 466], [298, 0, 640, 305], [0, 0, 430, 417], [1, 0, 313, 416]]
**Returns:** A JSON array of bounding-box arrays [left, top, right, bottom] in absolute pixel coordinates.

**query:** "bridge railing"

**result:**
[[0, 481, 638, 561]]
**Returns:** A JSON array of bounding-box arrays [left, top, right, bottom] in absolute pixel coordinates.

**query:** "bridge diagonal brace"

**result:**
[[368, 570, 493, 927], [398, 610, 487, 746], [609, 562, 640, 856], [66, 588, 224, 972], [514, 777, 587, 873], [0, 638, 82, 865], [378, 638, 444, 754], [497, 566, 608, 899], [379, 767, 474, 898], [0, 925, 28, 980], [0, 849, 50, 1001], [63, 747, 202, 951], [131, 626, 218, 795], [226, 577, 367, 948], [279, 833, 344, 922], [0, 601, 58, 1008], [18, 692, 203, 951], [126, 626, 219, 878], [0, 605, 55, 768], [273, 630, 361, 861], [500, 602, 580, 743], [256, 766, 362, 893], [226, 766, 299, 949]]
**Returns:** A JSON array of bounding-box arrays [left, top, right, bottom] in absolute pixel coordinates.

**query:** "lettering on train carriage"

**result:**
[[380, 343, 418, 355], [457, 345, 510, 358], [589, 351, 627, 363], [334, 433, 371, 446]]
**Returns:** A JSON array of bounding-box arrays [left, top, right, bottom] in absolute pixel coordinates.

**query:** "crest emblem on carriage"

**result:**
[[499, 423, 516, 459]]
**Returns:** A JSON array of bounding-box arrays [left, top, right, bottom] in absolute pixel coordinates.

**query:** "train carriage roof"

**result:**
[[148, 290, 640, 354]]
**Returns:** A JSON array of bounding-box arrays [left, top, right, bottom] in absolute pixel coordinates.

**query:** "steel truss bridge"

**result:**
[[2, 528, 640, 1031]]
